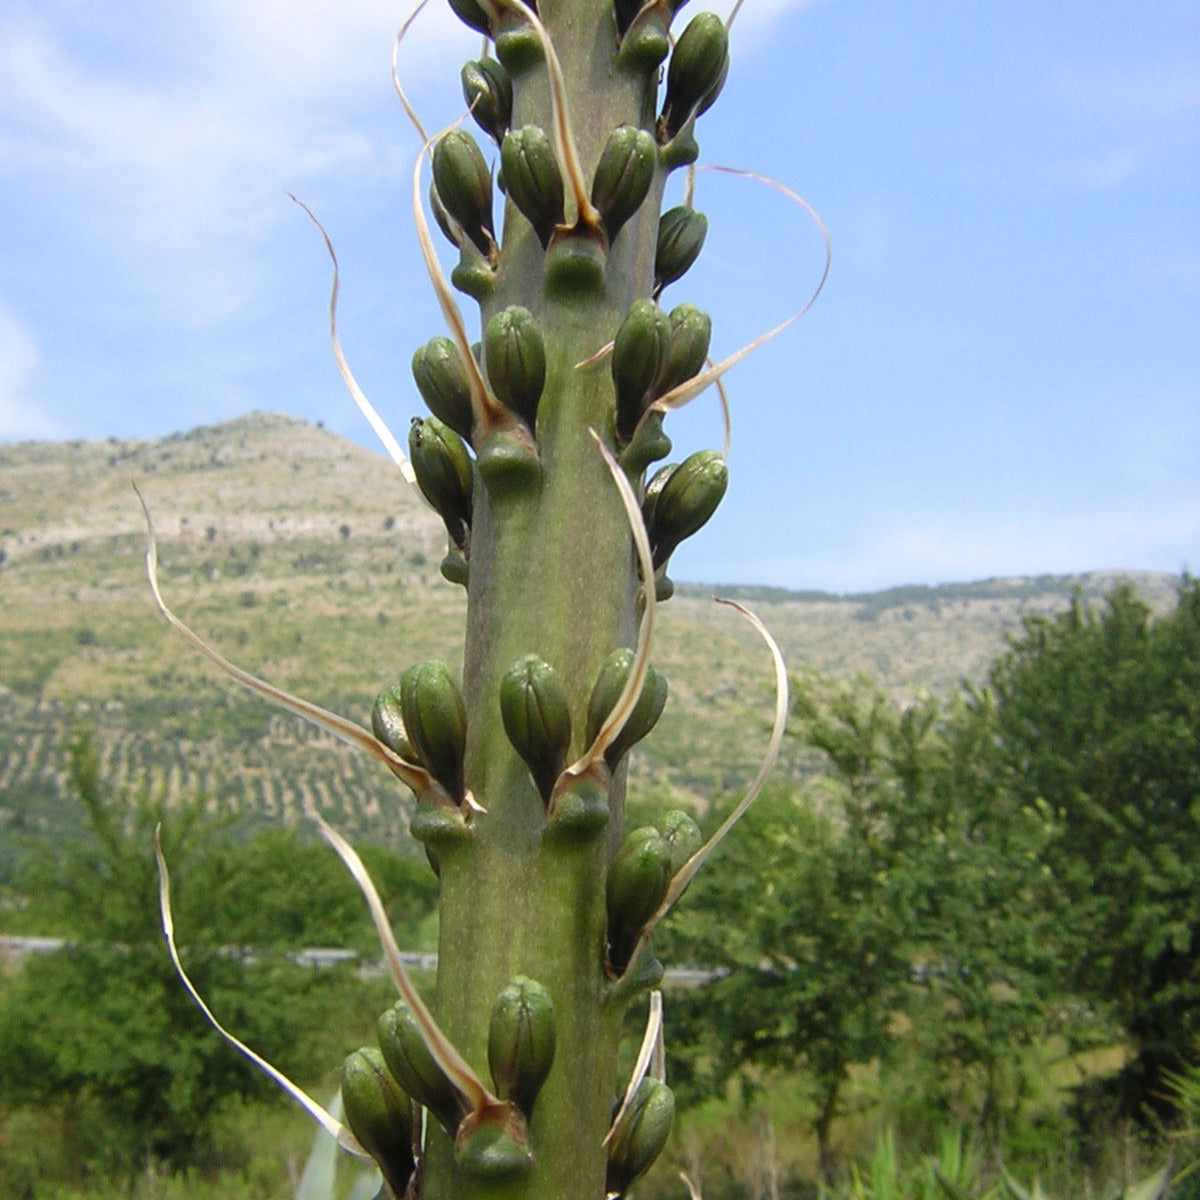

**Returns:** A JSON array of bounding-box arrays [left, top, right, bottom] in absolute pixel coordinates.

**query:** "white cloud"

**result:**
[[0, 2, 477, 329], [0, 300, 60, 440]]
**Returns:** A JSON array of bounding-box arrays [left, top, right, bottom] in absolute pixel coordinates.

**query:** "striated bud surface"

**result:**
[[605, 1077, 676, 1196], [612, 299, 672, 442], [409, 416, 474, 550], [447, 0, 492, 35], [606, 825, 673, 972], [654, 205, 708, 296], [412, 336, 475, 442], [657, 809, 703, 875], [500, 655, 572, 802], [484, 306, 547, 431], [591, 125, 657, 245], [371, 683, 419, 763], [377, 1002, 462, 1135], [341, 1046, 416, 1198], [487, 975, 557, 1116], [431, 128, 495, 258], [645, 448, 728, 568], [659, 11, 730, 139], [461, 56, 512, 147], [586, 647, 669, 769], [657, 303, 712, 397], [399, 659, 468, 802], [500, 126, 566, 249]]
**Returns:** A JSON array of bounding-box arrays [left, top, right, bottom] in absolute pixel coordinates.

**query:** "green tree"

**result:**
[[898, 689, 1064, 1146], [0, 734, 420, 1183], [984, 579, 1200, 1117], [664, 672, 1065, 1179], [665, 673, 925, 1182]]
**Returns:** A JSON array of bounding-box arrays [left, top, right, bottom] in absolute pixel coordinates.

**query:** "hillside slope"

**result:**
[[0, 414, 1179, 871]]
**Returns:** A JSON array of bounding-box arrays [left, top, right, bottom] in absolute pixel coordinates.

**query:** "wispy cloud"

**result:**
[[0, 2, 476, 328], [0, 299, 60, 440]]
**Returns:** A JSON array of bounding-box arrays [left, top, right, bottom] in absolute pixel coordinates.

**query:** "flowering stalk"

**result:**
[[148, 3, 812, 1197]]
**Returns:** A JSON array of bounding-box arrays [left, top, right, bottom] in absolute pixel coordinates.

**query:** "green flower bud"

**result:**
[[606, 825, 672, 971], [546, 774, 611, 842], [591, 125, 657, 245], [487, 975, 557, 1117], [500, 125, 565, 249], [495, 16, 543, 75], [399, 659, 468, 802], [619, 409, 673, 477], [461, 56, 512, 147], [412, 336, 474, 443], [431, 128, 495, 258], [656, 303, 712, 397], [484, 306, 546, 430], [500, 655, 572, 802], [659, 11, 729, 139], [341, 1047, 416, 1198], [440, 546, 469, 588], [656, 809, 702, 875], [612, 298, 672, 442], [646, 448, 728, 568], [377, 1002, 462, 1134], [616, 4, 671, 72], [370, 683, 420, 763], [585, 647, 669, 769], [408, 416, 473, 550], [606, 1078, 676, 1197], [455, 1122, 532, 1178], [654, 205, 708, 296], [429, 176, 462, 249], [641, 458, 676, 534], [447, 0, 492, 36], [545, 227, 607, 297]]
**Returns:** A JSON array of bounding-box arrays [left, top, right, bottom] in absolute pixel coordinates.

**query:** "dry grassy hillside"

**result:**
[[0, 413, 1179, 872]]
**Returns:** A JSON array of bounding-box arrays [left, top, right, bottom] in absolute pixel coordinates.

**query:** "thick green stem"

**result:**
[[416, 3, 667, 1197]]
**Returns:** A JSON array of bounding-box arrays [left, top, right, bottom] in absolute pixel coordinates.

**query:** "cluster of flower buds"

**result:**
[[368, 0, 741, 1190], [341, 973, 558, 1192]]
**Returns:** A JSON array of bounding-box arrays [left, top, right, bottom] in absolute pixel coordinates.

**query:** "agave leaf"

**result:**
[[1118, 1160, 1174, 1200], [294, 1092, 347, 1200], [346, 1170, 386, 1200], [933, 1167, 975, 1200], [998, 1164, 1045, 1200]]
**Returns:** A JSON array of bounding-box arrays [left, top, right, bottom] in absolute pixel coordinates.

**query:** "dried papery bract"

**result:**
[[145, 2, 830, 1197]]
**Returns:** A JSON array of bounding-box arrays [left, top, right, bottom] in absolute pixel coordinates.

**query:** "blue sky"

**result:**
[[1, 1, 1196, 591]]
